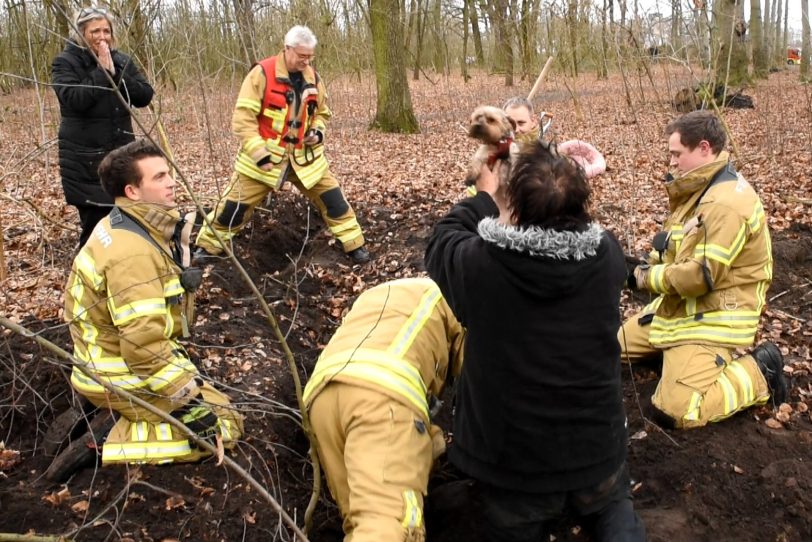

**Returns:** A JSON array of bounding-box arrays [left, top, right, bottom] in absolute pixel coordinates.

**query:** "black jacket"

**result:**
[[51, 41, 153, 206], [425, 193, 628, 493]]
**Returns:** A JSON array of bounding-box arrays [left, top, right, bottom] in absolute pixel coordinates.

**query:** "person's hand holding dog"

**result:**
[[475, 162, 500, 196]]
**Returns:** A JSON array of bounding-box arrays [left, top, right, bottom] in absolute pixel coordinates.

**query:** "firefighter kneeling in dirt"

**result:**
[[61, 139, 243, 469], [622, 111, 786, 429], [303, 278, 465, 541]]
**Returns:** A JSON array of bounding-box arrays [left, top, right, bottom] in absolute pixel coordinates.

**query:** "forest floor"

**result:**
[[1, 65, 811, 541]]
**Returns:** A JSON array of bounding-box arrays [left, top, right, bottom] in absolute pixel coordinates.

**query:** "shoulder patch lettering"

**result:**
[[95, 224, 113, 248]]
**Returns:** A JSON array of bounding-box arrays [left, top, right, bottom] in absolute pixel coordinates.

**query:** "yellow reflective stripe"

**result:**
[[156, 423, 173, 442], [235, 154, 283, 186], [685, 297, 697, 317], [244, 136, 266, 154], [235, 97, 261, 113], [305, 348, 429, 419], [649, 264, 667, 293], [649, 326, 756, 346], [652, 310, 761, 329], [643, 296, 664, 314], [101, 440, 192, 464], [71, 366, 148, 393], [388, 286, 442, 358], [401, 489, 423, 528], [144, 357, 197, 392], [330, 219, 362, 243], [294, 157, 328, 189], [747, 200, 765, 232], [74, 250, 104, 289], [131, 421, 149, 442], [717, 373, 737, 415], [695, 224, 746, 266], [683, 391, 702, 422], [727, 361, 755, 405], [164, 278, 184, 297], [466, 186, 477, 197], [74, 353, 129, 374], [108, 297, 166, 326]]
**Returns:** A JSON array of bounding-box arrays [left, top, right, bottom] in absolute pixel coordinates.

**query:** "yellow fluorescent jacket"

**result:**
[[645, 152, 773, 348], [303, 278, 465, 422], [64, 199, 199, 402], [233, 51, 331, 190]]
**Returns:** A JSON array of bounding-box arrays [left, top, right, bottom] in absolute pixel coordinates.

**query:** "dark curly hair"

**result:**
[[98, 139, 165, 198]]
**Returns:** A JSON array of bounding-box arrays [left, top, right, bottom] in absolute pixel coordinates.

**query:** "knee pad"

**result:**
[[320, 187, 350, 219], [216, 201, 250, 228]]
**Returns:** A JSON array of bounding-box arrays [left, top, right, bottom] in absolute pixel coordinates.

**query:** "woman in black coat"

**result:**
[[425, 141, 645, 542], [51, 7, 153, 246]]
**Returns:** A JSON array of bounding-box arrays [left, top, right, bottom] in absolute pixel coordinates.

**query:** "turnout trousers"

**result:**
[[195, 167, 364, 255], [619, 309, 770, 428], [82, 382, 244, 465], [309, 382, 432, 542]]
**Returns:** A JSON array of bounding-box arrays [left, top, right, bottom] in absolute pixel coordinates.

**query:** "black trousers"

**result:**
[[478, 463, 645, 542], [76, 204, 110, 248]]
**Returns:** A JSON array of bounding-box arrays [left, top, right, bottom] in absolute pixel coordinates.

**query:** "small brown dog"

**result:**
[[465, 105, 520, 188]]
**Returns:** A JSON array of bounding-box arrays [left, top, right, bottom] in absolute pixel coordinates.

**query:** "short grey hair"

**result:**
[[70, 6, 116, 46], [284, 25, 317, 49], [502, 97, 534, 115]]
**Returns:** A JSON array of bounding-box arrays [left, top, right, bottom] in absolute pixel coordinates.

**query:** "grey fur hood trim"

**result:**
[[477, 217, 604, 260]]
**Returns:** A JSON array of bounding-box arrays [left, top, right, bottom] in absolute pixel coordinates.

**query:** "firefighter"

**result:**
[[303, 278, 465, 541], [195, 25, 369, 264], [63, 139, 243, 466], [623, 110, 786, 429], [502, 97, 540, 143]]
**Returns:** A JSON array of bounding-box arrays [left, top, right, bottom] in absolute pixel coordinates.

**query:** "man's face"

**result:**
[[283, 45, 315, 73], [504, 105, 537, 135], [82, 18, 112, 56], [667, 131, 715, 176], [125, 156, 176, 206]]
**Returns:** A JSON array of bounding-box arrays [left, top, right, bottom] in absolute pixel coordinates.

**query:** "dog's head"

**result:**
[[468, 106, 516, 144]]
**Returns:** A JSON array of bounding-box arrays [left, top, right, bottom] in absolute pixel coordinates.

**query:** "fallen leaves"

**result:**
[[0, 443, 21, 472]]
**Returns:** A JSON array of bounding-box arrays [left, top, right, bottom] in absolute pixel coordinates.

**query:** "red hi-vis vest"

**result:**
[[256, 56, 319, 150]]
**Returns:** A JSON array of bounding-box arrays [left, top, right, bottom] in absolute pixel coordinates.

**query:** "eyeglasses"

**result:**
[[77, 7, 109, 25], [287, 47, 315, 61]]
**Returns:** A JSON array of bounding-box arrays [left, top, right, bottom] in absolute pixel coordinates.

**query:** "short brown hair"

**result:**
[[665, 110, 726, 154], [98, 139, 164, 198], [506, 141, 592, 230]]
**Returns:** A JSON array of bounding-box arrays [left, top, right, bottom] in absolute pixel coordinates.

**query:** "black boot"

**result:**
[[752, 342, 787, 406]]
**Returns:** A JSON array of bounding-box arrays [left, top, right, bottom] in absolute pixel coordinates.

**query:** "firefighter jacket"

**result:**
[[64, 198, 199, 405], [51, 41, 153, 207], [642, 151, 773, 349], [232, 52, 331, 190], [303, 278, 465, 423]]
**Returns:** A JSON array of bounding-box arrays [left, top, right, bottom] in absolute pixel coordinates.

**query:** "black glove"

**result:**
[[624, 254, 643, 289], [171, 394, 219, 443]]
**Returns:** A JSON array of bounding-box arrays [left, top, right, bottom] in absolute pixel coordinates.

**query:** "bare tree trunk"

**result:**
[[469, 0, 484, 64], [430, 0, 444, 72], [782, 0, 789, 60], [413, 0, 427, 80], [490, 0, 514, 86], [715, 0, 750, 88], [233, 0, 258, 65], [370, 0, 420, 133], [802, 0, 811, 80], [671, 0, 682, 53], [461, 0, 471, 81], [599, 0, 609, 78], [750, 0, 768, 78], [772, 0, 783, 65], [567, 0, 578, 77]]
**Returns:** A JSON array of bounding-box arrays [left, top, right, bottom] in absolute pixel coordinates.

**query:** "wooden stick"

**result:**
[[527, 56, 555, 102]]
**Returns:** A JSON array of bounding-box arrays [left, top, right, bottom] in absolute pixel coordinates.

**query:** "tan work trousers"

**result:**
[[309, 383, 432, 542], [196, 167, 364, 254], [619, 310, 770, 429], [84, 382, 244, 464]]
